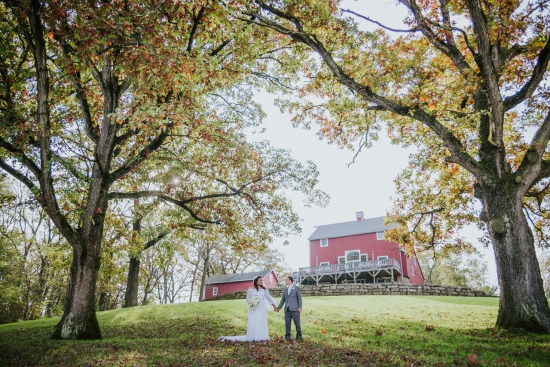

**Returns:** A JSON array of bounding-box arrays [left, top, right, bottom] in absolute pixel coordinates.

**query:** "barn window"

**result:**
[[376, 231, 385, 240], [346, 250, 360, 262], [269, 273, 273, 282], [360, 254, 367, 262], [213, 287, 218, 296], [412, 266, 415, 276], [320, 238, 328, 247], [413, 257, 417, 265], [338, 256, 345, 264], [378, 256, 388, 260], [320, 262, 330, 267]]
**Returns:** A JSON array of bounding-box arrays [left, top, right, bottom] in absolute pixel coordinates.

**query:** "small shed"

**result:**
[[203, 270, 279, 300]]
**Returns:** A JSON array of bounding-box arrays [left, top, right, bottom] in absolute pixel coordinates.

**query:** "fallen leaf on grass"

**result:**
[[467, 353, 478, 366]]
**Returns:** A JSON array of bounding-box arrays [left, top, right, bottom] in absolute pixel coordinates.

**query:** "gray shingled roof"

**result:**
[[308, 216, 395, 240], [205, 270, 275, 285]]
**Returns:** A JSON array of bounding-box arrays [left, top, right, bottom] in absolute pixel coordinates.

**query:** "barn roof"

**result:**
[[205, 269, 276, 285], [308, 216, 395, 240]]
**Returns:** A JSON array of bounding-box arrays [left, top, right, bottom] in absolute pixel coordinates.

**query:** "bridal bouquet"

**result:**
[[248, 295, 260, 311]]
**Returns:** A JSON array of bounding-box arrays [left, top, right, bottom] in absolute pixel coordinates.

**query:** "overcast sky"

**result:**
[[246, 0, 500, 287]]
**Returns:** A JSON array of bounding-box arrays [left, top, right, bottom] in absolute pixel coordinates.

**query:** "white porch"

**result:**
[[294, 258, 403, 285]]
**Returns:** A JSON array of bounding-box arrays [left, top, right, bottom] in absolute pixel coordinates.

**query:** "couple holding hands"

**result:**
[[219, 275, 302, 342]]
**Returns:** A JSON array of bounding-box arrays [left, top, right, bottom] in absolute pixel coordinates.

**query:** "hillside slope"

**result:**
[[0, 296, 548, 366]]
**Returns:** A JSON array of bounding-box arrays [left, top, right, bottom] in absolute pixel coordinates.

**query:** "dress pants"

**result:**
[[284, 308, 302, 340]]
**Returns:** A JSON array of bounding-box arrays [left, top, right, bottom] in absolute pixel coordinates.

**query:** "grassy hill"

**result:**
[[1, 295, 549, 366]]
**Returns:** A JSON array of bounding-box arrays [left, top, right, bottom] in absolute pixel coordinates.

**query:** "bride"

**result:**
[[219, 276, 278, 342]]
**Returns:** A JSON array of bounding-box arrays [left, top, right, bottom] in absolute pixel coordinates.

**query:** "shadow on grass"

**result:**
[[2, 313, 550, 367]]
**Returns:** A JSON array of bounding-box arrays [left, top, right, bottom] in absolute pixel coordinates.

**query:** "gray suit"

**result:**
[[278, 285, 302, 340]]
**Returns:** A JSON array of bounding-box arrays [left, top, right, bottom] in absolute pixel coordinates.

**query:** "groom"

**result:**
[[277, 275, 302, 341]]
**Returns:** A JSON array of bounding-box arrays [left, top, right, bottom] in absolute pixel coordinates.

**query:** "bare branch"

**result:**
[[347, 125, 369, 167], [343, 9, 419, 33]]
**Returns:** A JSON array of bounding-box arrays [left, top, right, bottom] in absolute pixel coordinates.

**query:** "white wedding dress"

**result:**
[[219, 287, 275, 342]]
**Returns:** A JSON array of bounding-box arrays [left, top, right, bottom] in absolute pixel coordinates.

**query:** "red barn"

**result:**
[[295, 213, 424, 285], [203, 270, 279, 300]]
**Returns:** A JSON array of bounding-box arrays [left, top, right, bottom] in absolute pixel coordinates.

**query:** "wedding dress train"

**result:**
[[219, 287, 275, 342]]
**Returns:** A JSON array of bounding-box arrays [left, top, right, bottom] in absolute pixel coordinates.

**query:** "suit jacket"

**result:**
[[278, 285, 302, 312]]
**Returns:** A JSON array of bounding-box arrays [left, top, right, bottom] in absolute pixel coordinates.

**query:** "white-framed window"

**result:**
[[213, 287, 218, 296], [345, 250, 360, 262], [320, 262, 330, 267], [378, 255, 388, 260], [412, 266, 415, 276], [376, 231, 385, 240], [338, 256, 345, 264], [320, 238, 328, 247], [360, 254, 367, 262], [269, 273, 273, 282]]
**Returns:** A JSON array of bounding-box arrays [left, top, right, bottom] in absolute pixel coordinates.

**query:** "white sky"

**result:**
[[247, 0, 500, 287]]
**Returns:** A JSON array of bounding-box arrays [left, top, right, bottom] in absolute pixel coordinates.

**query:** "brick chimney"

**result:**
[[356, 211, 364, 221]]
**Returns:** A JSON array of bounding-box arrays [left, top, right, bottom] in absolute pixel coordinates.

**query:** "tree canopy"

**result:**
[[245, 0, 550, 332], [0, 0, 326, 339]]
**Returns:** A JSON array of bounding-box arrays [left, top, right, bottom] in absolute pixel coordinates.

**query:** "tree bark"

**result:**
[[98, 292, 112, 311], [481, 182, 550, 332], [189, 260, 199, 302], [124, 210, 141, 308], [198, 246, 211, 302], [123, 256, 141, 308], [52, 248, 101, 339]]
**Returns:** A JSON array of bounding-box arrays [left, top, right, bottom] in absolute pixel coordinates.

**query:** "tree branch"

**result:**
[[108, 126, 171, 184], [210, 39, 232, 57], [26, 0, 79, 248], [399, 0, 472, 74], [142, 231, 169, 251], [0, 158, 39, 195], [343, 9, 419, 33], [516, 110, 550, 191], [187, 6, 205, 53], [51, 152, 90, 182], [56, 19, 99, 144], [108, 190, 221, 224], [0, 137, 42, 179], [503, 39, 550, 111], [253, 4, 482, 176], [464, 0, 504, 145]]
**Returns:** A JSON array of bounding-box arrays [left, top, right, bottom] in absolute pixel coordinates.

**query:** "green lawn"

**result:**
[[1, 296, 549, 366]]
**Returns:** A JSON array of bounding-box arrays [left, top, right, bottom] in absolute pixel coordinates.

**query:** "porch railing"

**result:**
[[297, 258, 402, 276]]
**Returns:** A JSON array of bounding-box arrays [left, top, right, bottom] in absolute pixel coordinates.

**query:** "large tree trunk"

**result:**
[[52, 248, 101, 339], [124, 206, 141, 308], [482, 185, 550, 332], [123, 256, 140, 308]]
